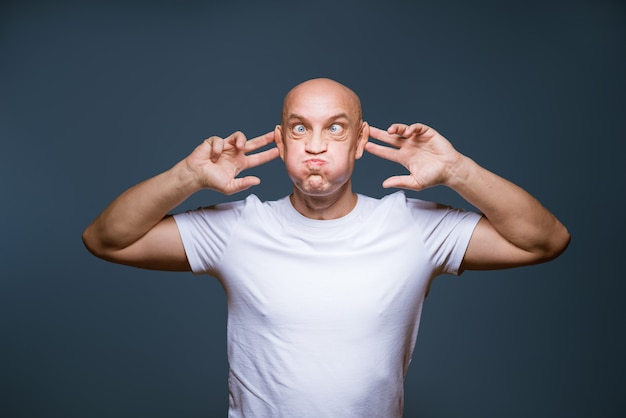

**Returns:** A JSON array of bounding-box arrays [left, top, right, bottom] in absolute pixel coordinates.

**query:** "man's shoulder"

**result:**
[[357, 191, 433, 211], [357, 191, 405, 205], [184, 194, 289, 212], [357, 191, 478, 223]]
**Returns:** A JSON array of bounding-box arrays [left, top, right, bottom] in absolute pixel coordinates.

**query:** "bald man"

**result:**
[[83, 78, 569, 417]]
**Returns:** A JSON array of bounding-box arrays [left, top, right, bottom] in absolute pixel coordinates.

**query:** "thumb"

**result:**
[[228, 176, 261, 194], [382, 175, 422, 191]]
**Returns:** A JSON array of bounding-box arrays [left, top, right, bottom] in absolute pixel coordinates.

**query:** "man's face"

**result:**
[[275, 80, 368, 197]]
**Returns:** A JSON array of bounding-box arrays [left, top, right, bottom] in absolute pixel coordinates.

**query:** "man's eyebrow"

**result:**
[[285, 113, 352, 123]]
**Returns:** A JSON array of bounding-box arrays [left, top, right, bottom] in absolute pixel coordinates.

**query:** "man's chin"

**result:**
[[303, 175, 327, 192], [294, 177, 351, 198]]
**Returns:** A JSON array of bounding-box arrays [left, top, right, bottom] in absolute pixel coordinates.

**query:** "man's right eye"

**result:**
[[292, 125, 306, 134]]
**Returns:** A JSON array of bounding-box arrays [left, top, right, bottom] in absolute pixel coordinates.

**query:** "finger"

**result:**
[[368, 126, 386, 139], [244, 131, 275, 153], [392, 123, 435, 142], [204, 136, 224, 162], [369, 126, 392, 141], [369, 125, 405, 148], [387, 123, 410, 136], [364, 141, 402, 163], [227, 176, 262, 195], [245, 147, 280, 169], [225, 131, 247, 150], [381, 175, 422, 191]]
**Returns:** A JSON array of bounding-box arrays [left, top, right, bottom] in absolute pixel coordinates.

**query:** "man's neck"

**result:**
[[289, 183, 358, 220]]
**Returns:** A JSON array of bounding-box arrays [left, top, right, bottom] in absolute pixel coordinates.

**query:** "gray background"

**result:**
[[1, 0, 624, 417]]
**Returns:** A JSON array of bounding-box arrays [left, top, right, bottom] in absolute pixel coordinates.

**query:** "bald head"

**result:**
[[281, 78, 362, 126]]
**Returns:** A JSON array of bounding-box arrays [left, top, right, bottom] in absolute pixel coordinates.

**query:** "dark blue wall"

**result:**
[[1, 0, 624, 416]]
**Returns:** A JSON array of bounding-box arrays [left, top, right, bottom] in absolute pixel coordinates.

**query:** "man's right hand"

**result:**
[[183, 131, 279, 195], [83, 130, 279, 271]]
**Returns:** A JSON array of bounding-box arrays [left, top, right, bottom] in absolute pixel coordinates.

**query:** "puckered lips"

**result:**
[[304, 158, 327, 167]]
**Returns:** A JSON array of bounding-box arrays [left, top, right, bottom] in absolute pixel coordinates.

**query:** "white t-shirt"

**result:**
[[174, 191, 481, 418]]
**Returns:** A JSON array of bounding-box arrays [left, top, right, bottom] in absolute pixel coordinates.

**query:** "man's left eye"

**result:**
[[329, 124, 343, 133]]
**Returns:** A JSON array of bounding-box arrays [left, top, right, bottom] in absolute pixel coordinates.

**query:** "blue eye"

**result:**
[[329, 124, 343, 133], [293, 124, 306, 134]]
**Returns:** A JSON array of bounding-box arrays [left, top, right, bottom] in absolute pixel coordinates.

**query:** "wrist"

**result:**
[[444, 155, 476, 190], [170, 160, 205, 195]]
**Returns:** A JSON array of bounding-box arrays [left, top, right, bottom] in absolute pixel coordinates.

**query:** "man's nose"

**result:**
[[305, 131, 327, 154]]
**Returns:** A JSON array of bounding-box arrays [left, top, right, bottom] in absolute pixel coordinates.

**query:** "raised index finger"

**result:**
[[369, 125, 405, 148], [244, 131, 276, 153], [244, 131, 279, 169]]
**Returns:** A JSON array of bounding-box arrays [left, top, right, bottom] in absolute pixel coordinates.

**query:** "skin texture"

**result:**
[[82, 77, 570, 272]]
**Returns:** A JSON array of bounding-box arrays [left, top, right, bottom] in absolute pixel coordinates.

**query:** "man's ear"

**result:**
[[354, 121, 369, 160], [274, 124, 285, 160]]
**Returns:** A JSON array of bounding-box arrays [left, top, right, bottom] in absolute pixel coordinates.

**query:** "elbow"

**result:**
[[82, 224, 110, 260], [82, 225, 100, 257], [552, 223, 571, 257], [539, 224, 571, 263]]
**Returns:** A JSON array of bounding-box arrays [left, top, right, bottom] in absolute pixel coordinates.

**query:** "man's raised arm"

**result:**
[[366, 123, 570, 270], [82, 131, 279, 271]]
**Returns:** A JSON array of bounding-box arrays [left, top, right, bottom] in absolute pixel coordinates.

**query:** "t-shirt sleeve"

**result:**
[[407, 197, 482, 276], [173, 199, 246, 275]]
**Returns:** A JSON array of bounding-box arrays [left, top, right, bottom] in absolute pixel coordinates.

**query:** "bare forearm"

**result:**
[[82, 161, 198, 254], [447, 156, 570, 258]]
